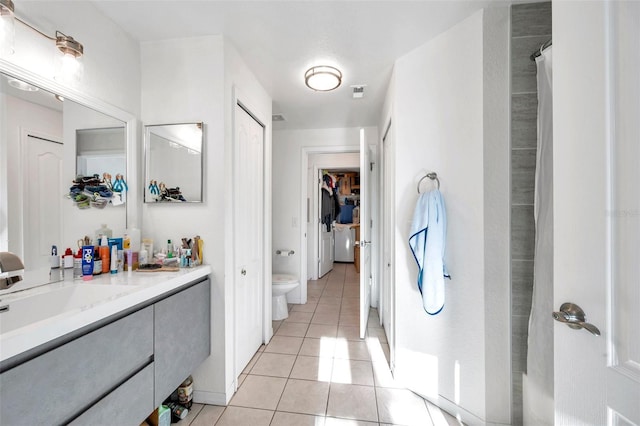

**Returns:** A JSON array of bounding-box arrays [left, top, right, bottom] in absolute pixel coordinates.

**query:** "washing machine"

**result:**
[[334, 224, 355, 262]]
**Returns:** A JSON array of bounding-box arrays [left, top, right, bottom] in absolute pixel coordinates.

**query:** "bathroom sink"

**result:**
[[0, 284, 134, 334]]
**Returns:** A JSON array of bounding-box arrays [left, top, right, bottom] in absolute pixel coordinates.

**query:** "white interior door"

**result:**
[[359, 129, 372, 338], [554, 2, 639, 424], [234, 103, 265, 377], [23, 135, 63, 271], [318, 173, 334, 278]]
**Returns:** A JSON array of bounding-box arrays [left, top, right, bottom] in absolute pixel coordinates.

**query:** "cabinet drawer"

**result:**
[[0, 306, 153, 425], [71, 363, 154, 426], [154, 279, 210, 406]]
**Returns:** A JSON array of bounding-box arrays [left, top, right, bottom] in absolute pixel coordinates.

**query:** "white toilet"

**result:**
[[272, 274, 299, 320]]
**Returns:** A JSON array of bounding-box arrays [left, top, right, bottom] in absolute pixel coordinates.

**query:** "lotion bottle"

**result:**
[[110, 244, 118, 274]]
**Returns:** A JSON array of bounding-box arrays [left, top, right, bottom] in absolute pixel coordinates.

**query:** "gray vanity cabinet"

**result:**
[[71, 364, 155, 425], [0, 277, 211, 426], [0, 307, 154, 426], [154, 278, 211, 406]]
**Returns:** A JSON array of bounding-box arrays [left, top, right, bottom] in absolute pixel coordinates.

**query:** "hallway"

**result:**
[[184, 263, 461, 425]]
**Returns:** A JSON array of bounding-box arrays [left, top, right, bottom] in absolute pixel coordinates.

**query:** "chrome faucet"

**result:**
[[0, 252, 25, 290]]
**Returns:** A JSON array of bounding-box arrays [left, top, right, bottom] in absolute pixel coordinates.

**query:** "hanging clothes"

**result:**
[[408, 189, 450, 315], [321, 188, 333, 231]]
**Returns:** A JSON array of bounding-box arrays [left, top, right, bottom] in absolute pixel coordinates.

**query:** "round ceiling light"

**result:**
[[305, 65, 342, 91]]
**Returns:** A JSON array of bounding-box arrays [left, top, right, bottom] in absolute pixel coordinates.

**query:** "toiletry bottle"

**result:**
[[93, 248, 102, 275], [95, 224, 112, 244], [82, 246, 94, 281], [110, 244, 118, 274], [73, 249, 82, 279], [64, 248, 74, 268], [100, 236, 110, 274], [50, 245, 60, 269], [126, 227, 141, 252], [167, 239, 173, 258], [123, 233, 130, 250], [139, 247, 148, 266]]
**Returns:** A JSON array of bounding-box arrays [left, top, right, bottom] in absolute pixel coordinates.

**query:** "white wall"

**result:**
[[272, 127, 377, 303], [141, 36, 272, 405], [383, 8, 510, 424]]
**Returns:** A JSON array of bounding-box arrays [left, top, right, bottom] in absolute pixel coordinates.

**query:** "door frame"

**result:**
[[230, 87, 272, 386], [380, 118, 396, 370], [300, 146, 359, 298]]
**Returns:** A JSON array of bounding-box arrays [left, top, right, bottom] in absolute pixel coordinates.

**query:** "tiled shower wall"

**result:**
[[510, 3, 551, 425]]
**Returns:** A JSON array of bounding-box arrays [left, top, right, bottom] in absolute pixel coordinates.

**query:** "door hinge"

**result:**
[[370, 162, 374, 171]]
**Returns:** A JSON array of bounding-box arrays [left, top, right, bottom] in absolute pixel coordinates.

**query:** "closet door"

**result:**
[[234, 103, 265, 377]]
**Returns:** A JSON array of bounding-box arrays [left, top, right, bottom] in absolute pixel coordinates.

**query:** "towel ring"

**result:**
[[417, 172, 440, 193]]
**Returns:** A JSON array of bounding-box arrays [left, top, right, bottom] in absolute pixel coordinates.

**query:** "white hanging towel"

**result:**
[[408, 189, 450, 315]]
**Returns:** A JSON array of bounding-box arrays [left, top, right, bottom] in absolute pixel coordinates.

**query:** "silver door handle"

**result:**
[[355, 240, 371, 248], [552, 302, 600, 336]]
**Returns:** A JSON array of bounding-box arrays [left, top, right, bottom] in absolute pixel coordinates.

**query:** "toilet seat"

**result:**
[[272, 274, 297, 284]]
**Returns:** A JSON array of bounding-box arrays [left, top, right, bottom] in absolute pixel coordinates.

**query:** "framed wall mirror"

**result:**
[[144, 122, 204, 203]]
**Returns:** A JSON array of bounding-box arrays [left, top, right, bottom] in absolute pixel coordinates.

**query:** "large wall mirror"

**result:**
[[144, 123, 203, 203], [0, 72, 128, 277]]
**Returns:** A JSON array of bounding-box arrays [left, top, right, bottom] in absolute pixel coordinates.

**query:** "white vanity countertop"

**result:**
[[0, 265, 212, 364]]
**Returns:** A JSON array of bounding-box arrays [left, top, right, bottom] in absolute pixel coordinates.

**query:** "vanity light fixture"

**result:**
[[0, 0, 15, 56], [0, 1, 84, 81], [304, 65, 342, 92]]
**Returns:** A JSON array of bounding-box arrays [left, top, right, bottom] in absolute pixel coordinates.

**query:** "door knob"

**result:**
[[552, 302, 601, 336], [355, 240, 371, 248]]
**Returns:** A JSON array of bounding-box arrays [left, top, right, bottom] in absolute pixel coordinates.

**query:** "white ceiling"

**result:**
[[53, 1, 500, 130]]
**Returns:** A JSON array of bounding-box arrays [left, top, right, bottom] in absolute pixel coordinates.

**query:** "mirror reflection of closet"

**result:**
[[144, 122, 204, 203]]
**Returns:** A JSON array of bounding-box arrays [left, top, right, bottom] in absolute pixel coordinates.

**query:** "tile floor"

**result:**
[[184, 263, 462, 426]]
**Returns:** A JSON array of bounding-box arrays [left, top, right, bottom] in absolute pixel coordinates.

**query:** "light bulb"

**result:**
[[0, 1, 15, 57], [54, 51, 83, 84]]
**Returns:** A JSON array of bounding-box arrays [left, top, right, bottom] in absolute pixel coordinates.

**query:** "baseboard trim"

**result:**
[[193, 390, 228, 406]]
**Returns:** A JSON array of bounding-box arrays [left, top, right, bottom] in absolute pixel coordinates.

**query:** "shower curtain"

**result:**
[[523, 46, 554, 426]]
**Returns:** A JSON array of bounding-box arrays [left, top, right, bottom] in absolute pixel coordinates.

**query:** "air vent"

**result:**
[[351, 85, 366, 99], [272, 114, 286, 122]]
